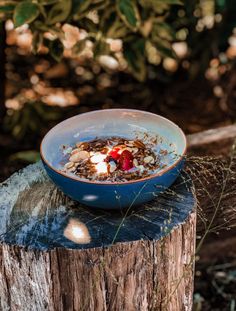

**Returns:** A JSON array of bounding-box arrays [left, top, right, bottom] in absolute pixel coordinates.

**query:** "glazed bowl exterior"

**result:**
[[40, 109, 186, 209]]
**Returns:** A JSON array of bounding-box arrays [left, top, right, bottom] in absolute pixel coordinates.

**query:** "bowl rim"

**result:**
[[40, 108, 187, 185]]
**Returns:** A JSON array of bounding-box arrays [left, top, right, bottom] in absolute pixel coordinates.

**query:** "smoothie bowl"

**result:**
[[40, 109, 186, 209]]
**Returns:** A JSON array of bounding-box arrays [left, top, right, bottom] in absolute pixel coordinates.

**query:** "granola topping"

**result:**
[[61, 137, 166, 182]]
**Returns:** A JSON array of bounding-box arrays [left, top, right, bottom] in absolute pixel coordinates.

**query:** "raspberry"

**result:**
[[109, 147, 121, 160], [118, 150, 134, 171]]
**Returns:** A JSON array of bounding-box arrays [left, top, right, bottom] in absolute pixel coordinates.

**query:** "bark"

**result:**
[[187, 124, 236, 156], [0, 163, 197, 311]]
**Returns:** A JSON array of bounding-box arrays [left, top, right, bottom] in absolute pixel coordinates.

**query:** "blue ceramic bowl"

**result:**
[[40, 109, 186, 209]]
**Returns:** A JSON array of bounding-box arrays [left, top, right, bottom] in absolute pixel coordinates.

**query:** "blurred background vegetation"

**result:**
[[0, 1, 236, 309], [1, 0, 236, 162]]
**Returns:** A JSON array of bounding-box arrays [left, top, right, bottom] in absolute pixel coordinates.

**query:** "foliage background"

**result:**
[[1, 0, 236, 143]]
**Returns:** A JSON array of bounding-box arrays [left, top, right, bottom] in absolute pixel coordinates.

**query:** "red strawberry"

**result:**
[[118, 150, 134, 171], [109, 147, 121, 160]]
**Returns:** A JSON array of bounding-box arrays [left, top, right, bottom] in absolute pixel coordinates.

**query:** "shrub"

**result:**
[[0, 0, 183, 80]]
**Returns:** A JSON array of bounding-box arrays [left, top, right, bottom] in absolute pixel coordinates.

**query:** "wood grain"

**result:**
[[0, 163, 196, 310], [187, 124, 236, 156]]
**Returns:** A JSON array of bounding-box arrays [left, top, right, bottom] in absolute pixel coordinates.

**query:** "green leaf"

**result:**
[[117, 0, 140, 30], [103, 12, 129, 38], [71, 0, 91, 16], [49, 39, 64, 61], [33, 20, 49, 31], [47, 0, 72, 25], [37, 4, 47, 19], [38, 0, 59, 5], [9, 150, 40, 163], [123, 38, 146, 81], [72, 0, 108, 20], [139, 0, 183, 5], [107, 18, 129, 38], [138, 0, 182, 13], [0, 1, 17, 13], [155, 0, 183, 4], [32, 31, 43, 54], [86, 0, 108, 12], [50, 26, 65, 39], [152, 38, 177, 59], [100, 8, 129, 38], [34, 21, 65, 39], [153, 22, 176, 41], [77, 17, 97, 33], [13, 1, 39, 27], [72, 39, 87, 54], [93, 39, 110, 58]]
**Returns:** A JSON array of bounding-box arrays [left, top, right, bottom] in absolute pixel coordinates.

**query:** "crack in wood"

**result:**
[[0, 162, 196, 310]]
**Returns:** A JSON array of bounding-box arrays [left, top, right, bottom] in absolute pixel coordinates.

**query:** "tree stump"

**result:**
[[0, 162, 197, 311]]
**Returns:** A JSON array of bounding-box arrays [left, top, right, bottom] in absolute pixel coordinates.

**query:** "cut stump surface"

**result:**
[[0, 162, 197, 311]]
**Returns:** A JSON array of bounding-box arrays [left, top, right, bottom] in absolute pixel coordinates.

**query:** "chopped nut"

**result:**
[[76, 141, 89, 150], [71, 148, 80, 155], [133, 140, 146, 149], [123, 173, 132, 178], [64, 162, 74, 169], [160, 149, 168, 155], [132, 148, 138, 154], [76, 142, 82, 148], [125, 141, 135, 147], [144, 156, 155, 164], [69, 150, 90, 162], [137, 165, 145, 173], [101, 147, 109, 154]]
